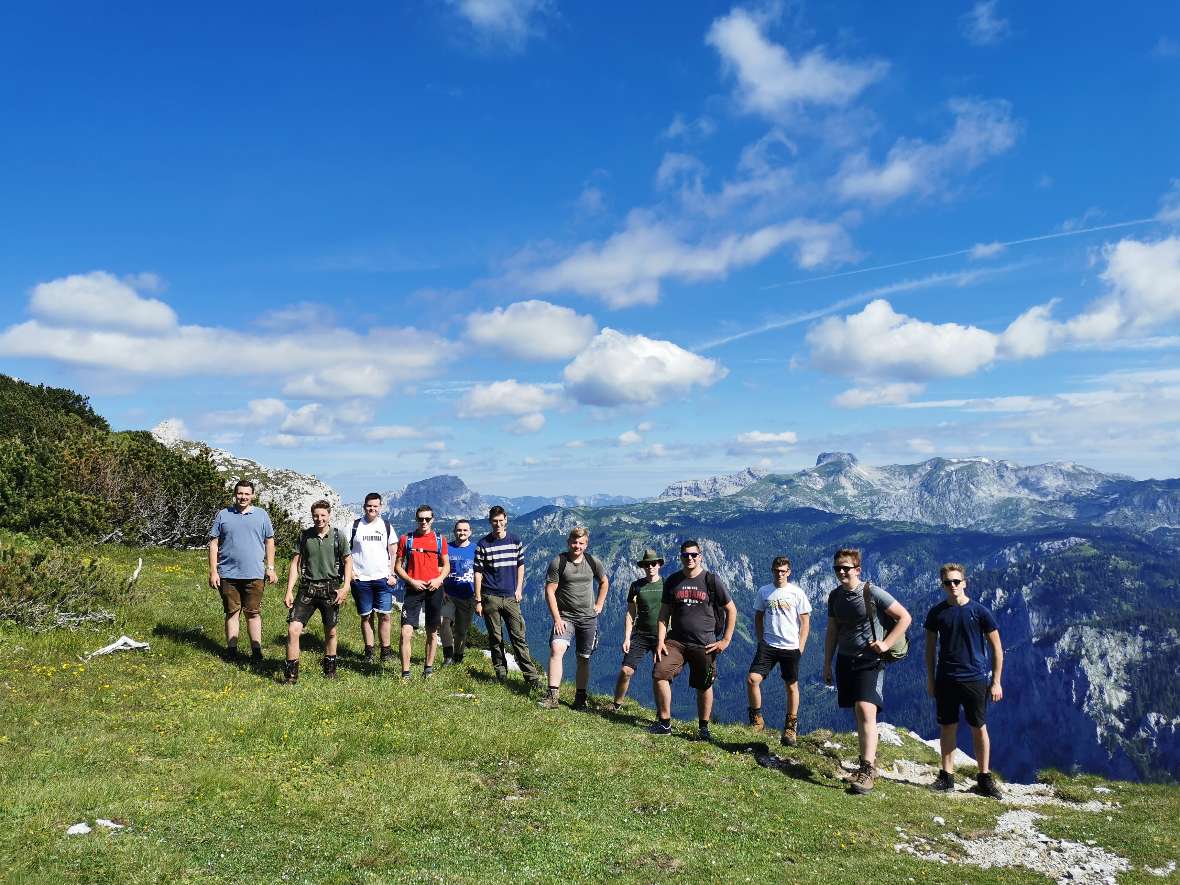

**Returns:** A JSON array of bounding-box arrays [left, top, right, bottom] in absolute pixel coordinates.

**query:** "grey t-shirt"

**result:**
[[545, 553, 606, 619], [827, 581, 897, 662]]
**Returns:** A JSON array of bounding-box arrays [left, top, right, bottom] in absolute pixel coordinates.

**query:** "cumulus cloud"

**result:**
[[0, 272, 454, 396], [457, 379, 563, 418], [446, 0, 550, 50], [807, 299, 999, 381], [832, 382, 927, 408], [511, 412, 546, 434], [835, 98, 1018, 205], [466, 300, 597, 360], [735, 430, 798, 445], [706, 7, 887, 119], [961, 1, 1010, 46], [29, 271, 177, 333], [207, 398, 290, 427], [618, 430, 642, 446], [364, 425, 423, 441], [563, 328, 727, 406], [517, 212, 852, 308]]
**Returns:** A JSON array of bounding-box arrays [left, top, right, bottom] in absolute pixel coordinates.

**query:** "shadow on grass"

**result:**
[[711, 738, 841, 789], [468, 668, 538, 699], [151, 622, 284, 679]]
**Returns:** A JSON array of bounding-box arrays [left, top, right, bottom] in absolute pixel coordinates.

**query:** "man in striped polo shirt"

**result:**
[[473, 506, 542, 688]]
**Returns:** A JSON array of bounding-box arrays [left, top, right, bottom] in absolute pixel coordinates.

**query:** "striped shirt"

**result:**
[[474, 531, 524, 597]]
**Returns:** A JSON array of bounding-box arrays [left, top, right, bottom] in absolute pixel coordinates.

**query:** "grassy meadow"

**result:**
[[1, 541, 1177, 883]]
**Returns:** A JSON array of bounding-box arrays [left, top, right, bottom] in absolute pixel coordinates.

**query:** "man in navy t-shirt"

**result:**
[[923, 562, 1004, 799]]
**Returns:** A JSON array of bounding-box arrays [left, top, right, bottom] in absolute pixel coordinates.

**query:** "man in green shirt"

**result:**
[[283, 500, 352, 685], [609, 549, 665, 713]]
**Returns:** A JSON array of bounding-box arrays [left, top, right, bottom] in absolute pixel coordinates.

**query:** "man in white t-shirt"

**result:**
[[349, 493, 397, 664], [746, 555, 812, 746]]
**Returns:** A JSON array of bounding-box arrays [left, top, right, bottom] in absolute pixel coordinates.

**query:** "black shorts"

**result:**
[[402, 586, 445, 630], [935, 678, 988, 727], [289, 587, 340, 630], [835, 654, 884, 710], [748, 642, 801, 685], [550, 615, 599, 659], [621, 632, 658, 671]]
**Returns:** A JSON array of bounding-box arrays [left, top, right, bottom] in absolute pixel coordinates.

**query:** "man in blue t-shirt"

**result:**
[[440, 519, 476, 666], [207, 479, 276, 665], [924, 562, 1004, 799]]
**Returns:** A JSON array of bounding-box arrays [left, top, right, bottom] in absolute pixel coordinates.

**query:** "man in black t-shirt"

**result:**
[[651, 539, 737, 741]]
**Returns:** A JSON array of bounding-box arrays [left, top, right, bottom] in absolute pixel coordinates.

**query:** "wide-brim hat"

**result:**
[[635, 548, 664, 566]]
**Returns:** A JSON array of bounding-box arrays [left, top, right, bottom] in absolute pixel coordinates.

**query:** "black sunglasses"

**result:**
[[941, 578, 964, 587]]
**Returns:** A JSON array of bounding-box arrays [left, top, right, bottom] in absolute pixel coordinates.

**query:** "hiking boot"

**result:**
[[379, 646, 394, 664], [647, 721, 672, 736], [441, 656, 454, 668], [250, 649, 264, 670], [422, 666, 434, 680], [781, 716, 798, 747], [401, 670, 412, 682], [975, 772, 1003, 799], [932, 770, 955, 792], [748, 709, 765, 732], [697, 724, 713, 742], [607, 701, 624, 714], [539, 689, 560, 709], [571, 690, 588, 710], [494, 671, 508, 683], [848, 759, 876, 795], [322, 656, 338, 679], [283, 660, 299, 685], [223, 644, 240, 663], [362, 646, 374, 664]]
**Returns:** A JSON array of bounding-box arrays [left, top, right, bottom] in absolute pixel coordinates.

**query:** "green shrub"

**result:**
[[0, 539, 144, 629]]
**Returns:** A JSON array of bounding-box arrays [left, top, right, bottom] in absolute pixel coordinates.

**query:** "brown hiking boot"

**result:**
[[748, 710, 765, 731], [781, 716, 798, 747], [538, 689, 560, 709], [848, 759, 876, 795]]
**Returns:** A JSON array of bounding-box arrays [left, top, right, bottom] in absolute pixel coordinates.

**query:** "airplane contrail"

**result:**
[[760, 217, 1156, 290]]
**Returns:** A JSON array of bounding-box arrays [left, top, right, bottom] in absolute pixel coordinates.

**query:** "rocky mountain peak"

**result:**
[[815, 451, 858, 467]]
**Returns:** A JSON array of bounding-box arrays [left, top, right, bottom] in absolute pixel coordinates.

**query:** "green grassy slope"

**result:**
[[2, 543, 1178, 883]]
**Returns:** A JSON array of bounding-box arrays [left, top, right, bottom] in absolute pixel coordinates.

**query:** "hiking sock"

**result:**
[[402, 670, 411, 679], [748, 706, 761, 717]]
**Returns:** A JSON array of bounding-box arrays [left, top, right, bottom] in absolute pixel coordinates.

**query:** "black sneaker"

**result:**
[[380, 647, 394, 664], [975, 772, 1003, 799], [283, 660, 299, 685], [697, 724, 713, 742], [401, 670, 412, 682], [571, 691, 588, 710], [422, 666, 433, 680], [250, 649, 264, 669], [932, 770, 955, 792], [322, 656, 338, 679], [224, 645, 240, 663], [362, 646, 375, 664], [647, 721, 672, 736]]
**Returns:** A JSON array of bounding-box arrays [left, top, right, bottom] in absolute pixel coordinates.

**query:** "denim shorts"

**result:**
[[351, 578, 394, 616]]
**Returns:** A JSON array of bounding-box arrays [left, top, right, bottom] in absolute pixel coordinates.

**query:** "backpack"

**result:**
[[864, 581, 908, 663], [402, 532, 444, 571], [557, 552, 605, 584], [351, 517, 393, 550], [298, 527, 346, 582], [703, 571, 730, 640]]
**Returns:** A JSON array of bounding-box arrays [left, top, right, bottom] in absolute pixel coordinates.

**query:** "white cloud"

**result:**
[[663, 113, 716, 141], [564, 439, 586, 448], [969, 241, 1006, 259], [835, 98, 1018, 205], [574, 184, 607, 218], [706, 7, 888, 119], [122, 272, 167, 293], [636, 421, 654, 432], [280, 404, 334, 437], [446, 0, 550, 49], [735, 430, 798, 445], [517, 212, 852, 308], [618, 430, 642, 446], [364, 425, 423, 441], [457, 379, 563, 417], [29, 271, 177, 333], [511, 412, 546, 434], [256, 302, 336, 331], [466, 300, 597, 360], [961, 1, 1010, 46], [907, 437, 936, 454], [655, 152, 707, 192], [1158, 180, 1180, 224], [833, 382, 926, 408], [807, 299, 999, 381], [0, 276, 454, 396], [563, 328, 727, 406], [641, 443, 669, 459], [206, 398, 289, 427]]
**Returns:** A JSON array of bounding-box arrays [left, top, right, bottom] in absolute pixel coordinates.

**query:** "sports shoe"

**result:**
[[607, 701, 624, 714], [848, 759, 876, 795], [975, 771, 1003, 799], [697, 724, 713, 742], [401, 670, 412, 682], [932, 770, 955, 792], [283, 660, 299, 685], [571, 690, 588, 710], [748, 710, 765, 731], [379, 646, 394, 663], [646, 721, 672, 736], [362, 646, 374, 664], [781, 716, 798, 747], [539, 690, 560, 709], [322, 656, 338, 679], [250, 649, 264, 669], [422, 666, 434, 680]]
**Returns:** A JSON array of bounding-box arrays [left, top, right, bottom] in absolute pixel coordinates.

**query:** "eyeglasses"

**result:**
[[835, 565, 857, 573], [681, 552, 701, 559], [941, 578, 964, 587], [417, 516, 433, 522]]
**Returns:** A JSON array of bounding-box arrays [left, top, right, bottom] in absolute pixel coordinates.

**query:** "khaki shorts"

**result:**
[[652, 639, 716, 690], [219, 578, 264, 616]]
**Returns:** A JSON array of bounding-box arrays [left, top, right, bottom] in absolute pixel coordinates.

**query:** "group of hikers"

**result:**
[[207, 479, 1005, 798]]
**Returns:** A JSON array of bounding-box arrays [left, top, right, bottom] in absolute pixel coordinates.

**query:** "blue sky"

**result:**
[[2, 0, 1178, 499]]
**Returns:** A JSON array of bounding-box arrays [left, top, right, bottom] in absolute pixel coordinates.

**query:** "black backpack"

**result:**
[[703, 571, 730, 640], [557, 552, 605, 583]]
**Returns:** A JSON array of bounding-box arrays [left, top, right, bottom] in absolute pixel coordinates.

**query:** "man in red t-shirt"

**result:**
[[394, 504, 450, 680]]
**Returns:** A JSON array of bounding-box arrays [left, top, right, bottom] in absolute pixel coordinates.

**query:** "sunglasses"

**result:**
[[835, 565, 857, 573], [941, 578, 964, 587], [681, 552, 701, 558], [417, 516, 434, 522]]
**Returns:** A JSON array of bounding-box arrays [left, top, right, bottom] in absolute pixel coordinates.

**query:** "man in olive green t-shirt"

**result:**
[[610, 548, 665, 712], [283, 500, 352, 684]]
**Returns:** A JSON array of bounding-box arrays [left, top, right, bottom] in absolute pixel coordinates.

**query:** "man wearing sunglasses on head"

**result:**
[[823, 547, 911, 795], [394, 504, 450, 680], [924, 563, 1004, 799]]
